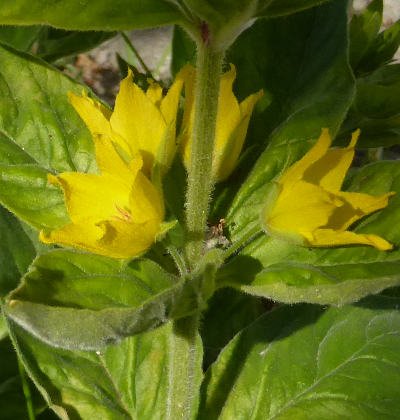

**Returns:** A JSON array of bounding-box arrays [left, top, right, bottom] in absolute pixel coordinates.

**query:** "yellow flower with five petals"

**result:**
[[40, 134, 164, 258], [181, 64, 263, 182], [262, 129, 395, 251]]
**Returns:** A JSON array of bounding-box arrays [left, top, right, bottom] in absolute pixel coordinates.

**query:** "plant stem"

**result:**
[[184, 40, 224, 268], [120, 31, 153, 76], [168, 314, 202, 420], [167, 245, 188, 275], [154, 41, 172, 79]]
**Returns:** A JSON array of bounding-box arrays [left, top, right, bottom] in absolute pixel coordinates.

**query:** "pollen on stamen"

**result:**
[[111, 205, 131, 222]]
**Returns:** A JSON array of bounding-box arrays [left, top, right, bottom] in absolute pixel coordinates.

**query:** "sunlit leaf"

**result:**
[[0, 0, 185, 31], [199, 296, 400, 419], [8, 318, 202, 420], [6, 249, 217, 349]]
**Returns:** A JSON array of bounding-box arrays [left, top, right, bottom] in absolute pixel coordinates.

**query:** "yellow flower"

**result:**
[[262, 129, 395, 251], [181, 64, 263, 182], [68, 66, 188, 177], [40, 134, 164, 258]]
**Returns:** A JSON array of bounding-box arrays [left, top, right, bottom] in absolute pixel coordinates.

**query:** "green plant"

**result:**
[[0, 0, 400, 418]]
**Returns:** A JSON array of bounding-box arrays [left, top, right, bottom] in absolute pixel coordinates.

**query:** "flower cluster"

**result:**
[[41, 66, 393, 259], [41, 64, 261, 258]]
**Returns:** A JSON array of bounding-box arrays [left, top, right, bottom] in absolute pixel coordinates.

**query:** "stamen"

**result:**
[[111, 205, 131, 222]]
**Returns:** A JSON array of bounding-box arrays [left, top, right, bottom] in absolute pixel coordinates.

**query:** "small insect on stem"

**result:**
[[205, 218, 230, 250]]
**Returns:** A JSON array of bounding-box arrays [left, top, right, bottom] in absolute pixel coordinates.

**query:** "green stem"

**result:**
[[17, 357, 36, 420], [153, 41, 172, 79], [184, 41, 224, 268], [120, 31, 153, 76], [168, 314, 202, 420], [167, 245, 188, 275]]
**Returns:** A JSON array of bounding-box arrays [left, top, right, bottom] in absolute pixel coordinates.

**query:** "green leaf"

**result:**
[[349, 0, 383, 70], [257, 0, 337, 18], [199, 296, 400, 419], [0, 43, 96, 173], [0, 165, 69, 230], [0, 334, 52, 420], [0, 25, 41, 52], [0, 337, 34, 420], [5, 249, 215, 350], [211, 0, 354, 222], [0, 42, 101, 231], [354, 65, 400, 120], [19, 221, 56, 256], [219, 161, 400, 305], [228, 0, 353, 151], [339, 64, 400, 148], [0, 311, 7, 340], [171, 25, 196, 78], [0, 24, 117, 62], [0, 205, 36, 298], [36, 28, 117, 62], [358, 19, 400, 74], [200, 288, 265, 367], [0, 131, 36, 165], [0, 0, 185, 31], [163, 156, 187, 224], [8, 317, 202, 420]]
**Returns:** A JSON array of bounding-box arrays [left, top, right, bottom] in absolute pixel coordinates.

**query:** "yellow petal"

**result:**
[[40, 220, 104, 252], [216, 89, 263, 181], [40, 218, 160, 259], [97, 218, 161, 258], [328, 191, 395, 230], [151, 66, 189, 174], [303, 129, 360, 191], [93, 133, 141, 185], [129, 171, 164, 224], [146, 79, 163, 106], [49, 172, 131, 224], [214, 116, 248, 181], [311, 228, 393, 251], [267, 180, 341, 235], [69, 91, 130, 156], [160, 64, 188, 124], [279, 128, 332, 187], [110, 69, 166, 174], [152, 122, 177, 177], [214, 64, 241, 158], [68, 91, 112, 137], [180, 64, 196, 169]]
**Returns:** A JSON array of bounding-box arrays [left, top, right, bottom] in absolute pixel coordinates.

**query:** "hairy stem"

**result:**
[[184, 39, 224, 268], [168, 314, 202, 420]]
